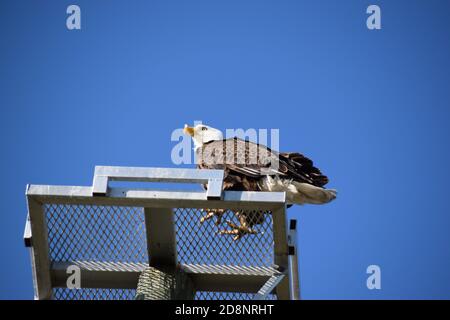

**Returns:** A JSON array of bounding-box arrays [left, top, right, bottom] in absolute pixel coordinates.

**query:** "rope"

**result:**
[[135, 266, 195, 300]]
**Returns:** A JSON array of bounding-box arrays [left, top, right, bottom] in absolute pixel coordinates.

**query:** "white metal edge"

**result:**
[[92, 175, 108, 196], [93, 166, 226, 198], [94, 166, 224, 182], [51, 261, 280, 275], [26, 185, 285, 209]]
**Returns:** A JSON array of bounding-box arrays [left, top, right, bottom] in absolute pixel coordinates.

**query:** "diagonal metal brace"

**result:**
[[253, 274, 286, 300]]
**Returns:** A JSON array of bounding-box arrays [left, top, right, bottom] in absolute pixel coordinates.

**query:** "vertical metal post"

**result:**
[[144, 208, 177, 267], [272, 205, 290, 300], [288, 219, 300, 300], [140, 208, 195, 300], [27, 195, 52, 299]]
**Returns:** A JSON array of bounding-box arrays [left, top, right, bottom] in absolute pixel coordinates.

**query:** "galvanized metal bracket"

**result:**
[[288, 219, 297, 256], [91, 166, 225, 200], [24, 213, 32, 248], [253, 273, 286, 300]]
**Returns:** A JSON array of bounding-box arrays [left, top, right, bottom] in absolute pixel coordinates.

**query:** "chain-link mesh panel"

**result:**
[[174, 208, 274, 267], [46, 205, 277, 300], [196, 292, 277, 300], [46, 204, 148, 263], [53, 288, 136, 300], [52, 289, 275, 300], [46, 204, 148, 300]]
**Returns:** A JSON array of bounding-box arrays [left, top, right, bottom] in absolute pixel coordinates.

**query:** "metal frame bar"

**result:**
[[51, 261, 146, 289], [184, 264, 284, 294], [50, 262, 282, 293], [92, 166, 225, 200], [25, 166, 292, 300], [27, 185, 285, 210], [271, 205, 290, 300], [26, 189, 52, 300]]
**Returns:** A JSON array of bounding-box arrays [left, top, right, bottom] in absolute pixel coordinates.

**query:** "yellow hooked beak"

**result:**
[[183, 124, 195, 136]]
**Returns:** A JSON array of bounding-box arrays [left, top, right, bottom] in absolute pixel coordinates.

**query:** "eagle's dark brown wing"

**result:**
[[196, 138, 328, 191]]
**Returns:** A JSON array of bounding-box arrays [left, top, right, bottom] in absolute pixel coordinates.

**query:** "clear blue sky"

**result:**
[[1, 0, 449, 299]]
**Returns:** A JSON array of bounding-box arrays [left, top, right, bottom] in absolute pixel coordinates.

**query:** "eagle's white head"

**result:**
[[184, 124, 223, 149]]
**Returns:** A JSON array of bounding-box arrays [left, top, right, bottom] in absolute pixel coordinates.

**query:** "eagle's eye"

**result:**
[[201, 127, 208, 131]]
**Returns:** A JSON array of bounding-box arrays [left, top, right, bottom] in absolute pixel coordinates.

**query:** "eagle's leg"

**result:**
[[200, 208, 225, 225], [218, 215, 258, 241], [237, 212, 254, 234], [218, 226, 242, 241]]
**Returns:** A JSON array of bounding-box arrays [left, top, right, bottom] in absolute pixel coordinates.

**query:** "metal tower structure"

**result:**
[[23, 166, 300, 300]]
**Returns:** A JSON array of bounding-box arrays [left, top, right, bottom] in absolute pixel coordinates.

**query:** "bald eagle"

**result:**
[[184, 123, 336, 240]]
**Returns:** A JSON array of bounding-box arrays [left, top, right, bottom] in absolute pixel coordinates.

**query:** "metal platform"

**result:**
[[24, 166, 300, 300]]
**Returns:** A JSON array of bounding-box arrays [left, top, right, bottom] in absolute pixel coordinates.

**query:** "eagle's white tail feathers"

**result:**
[[259, 176, 337, 205]]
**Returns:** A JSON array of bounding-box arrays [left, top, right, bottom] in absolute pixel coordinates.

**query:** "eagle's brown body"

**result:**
[[196, 137, 329, 192]]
